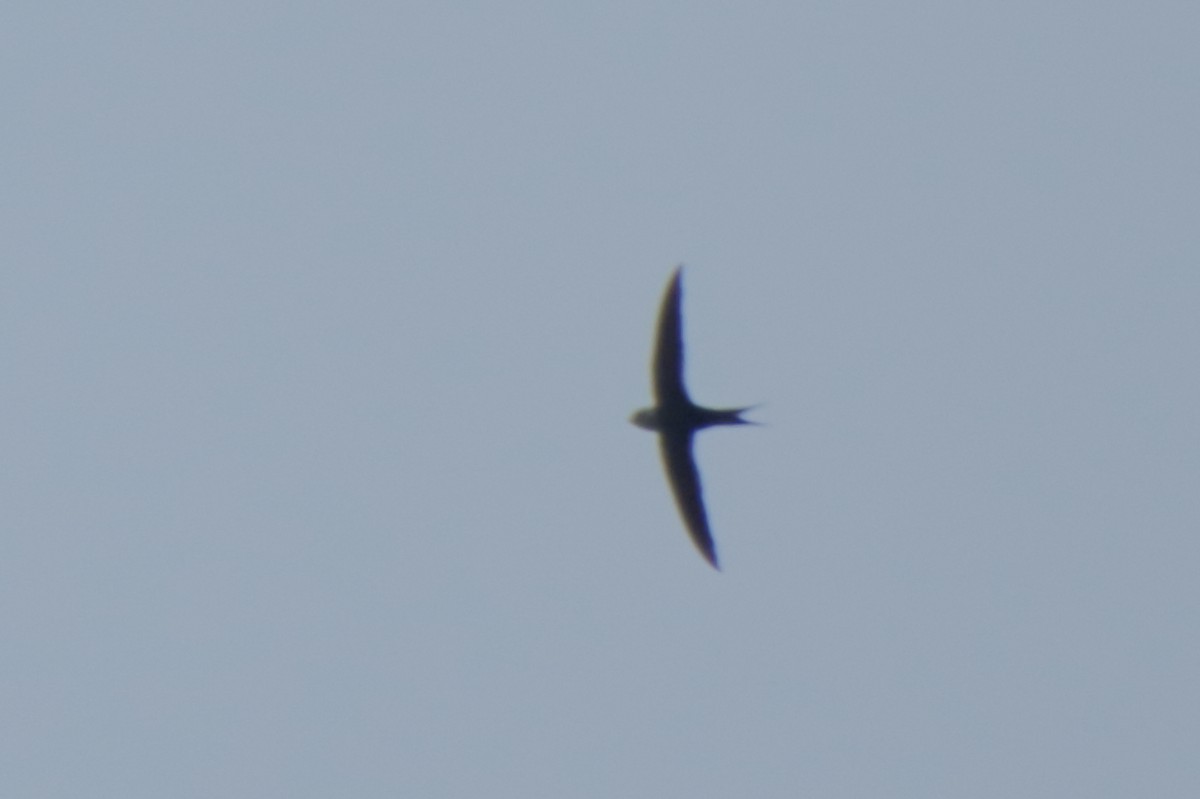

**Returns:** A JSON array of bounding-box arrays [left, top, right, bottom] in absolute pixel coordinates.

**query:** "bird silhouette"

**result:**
[[631, 266, 754, 569]]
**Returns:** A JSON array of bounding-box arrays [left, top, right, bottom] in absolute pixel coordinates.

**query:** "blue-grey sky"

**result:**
[[4, 3, 1199, 796]]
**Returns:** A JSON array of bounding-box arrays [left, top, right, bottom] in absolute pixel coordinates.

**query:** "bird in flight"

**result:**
[[631, 266, 754, 569]]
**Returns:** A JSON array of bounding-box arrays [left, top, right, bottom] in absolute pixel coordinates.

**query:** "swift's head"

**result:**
[[630, 407, 661, 431]]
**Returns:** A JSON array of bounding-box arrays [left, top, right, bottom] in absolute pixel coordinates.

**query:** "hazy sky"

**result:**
[[4, 3, 1199, 796]]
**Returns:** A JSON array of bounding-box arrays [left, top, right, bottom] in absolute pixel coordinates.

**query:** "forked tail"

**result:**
[[696, 405, 758, 428]]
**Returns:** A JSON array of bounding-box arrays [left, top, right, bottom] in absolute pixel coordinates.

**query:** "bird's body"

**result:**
[[631, 266, 754, 569]]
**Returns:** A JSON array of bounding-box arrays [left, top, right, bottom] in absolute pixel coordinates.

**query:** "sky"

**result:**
[[3, 2, 1199, 796]]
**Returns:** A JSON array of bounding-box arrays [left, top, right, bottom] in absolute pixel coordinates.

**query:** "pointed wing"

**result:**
[[651, 267, 689, 406], [659, 429, 719, 568]]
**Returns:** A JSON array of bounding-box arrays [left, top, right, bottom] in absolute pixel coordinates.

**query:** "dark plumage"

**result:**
[[631, 266, 754, 569]]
